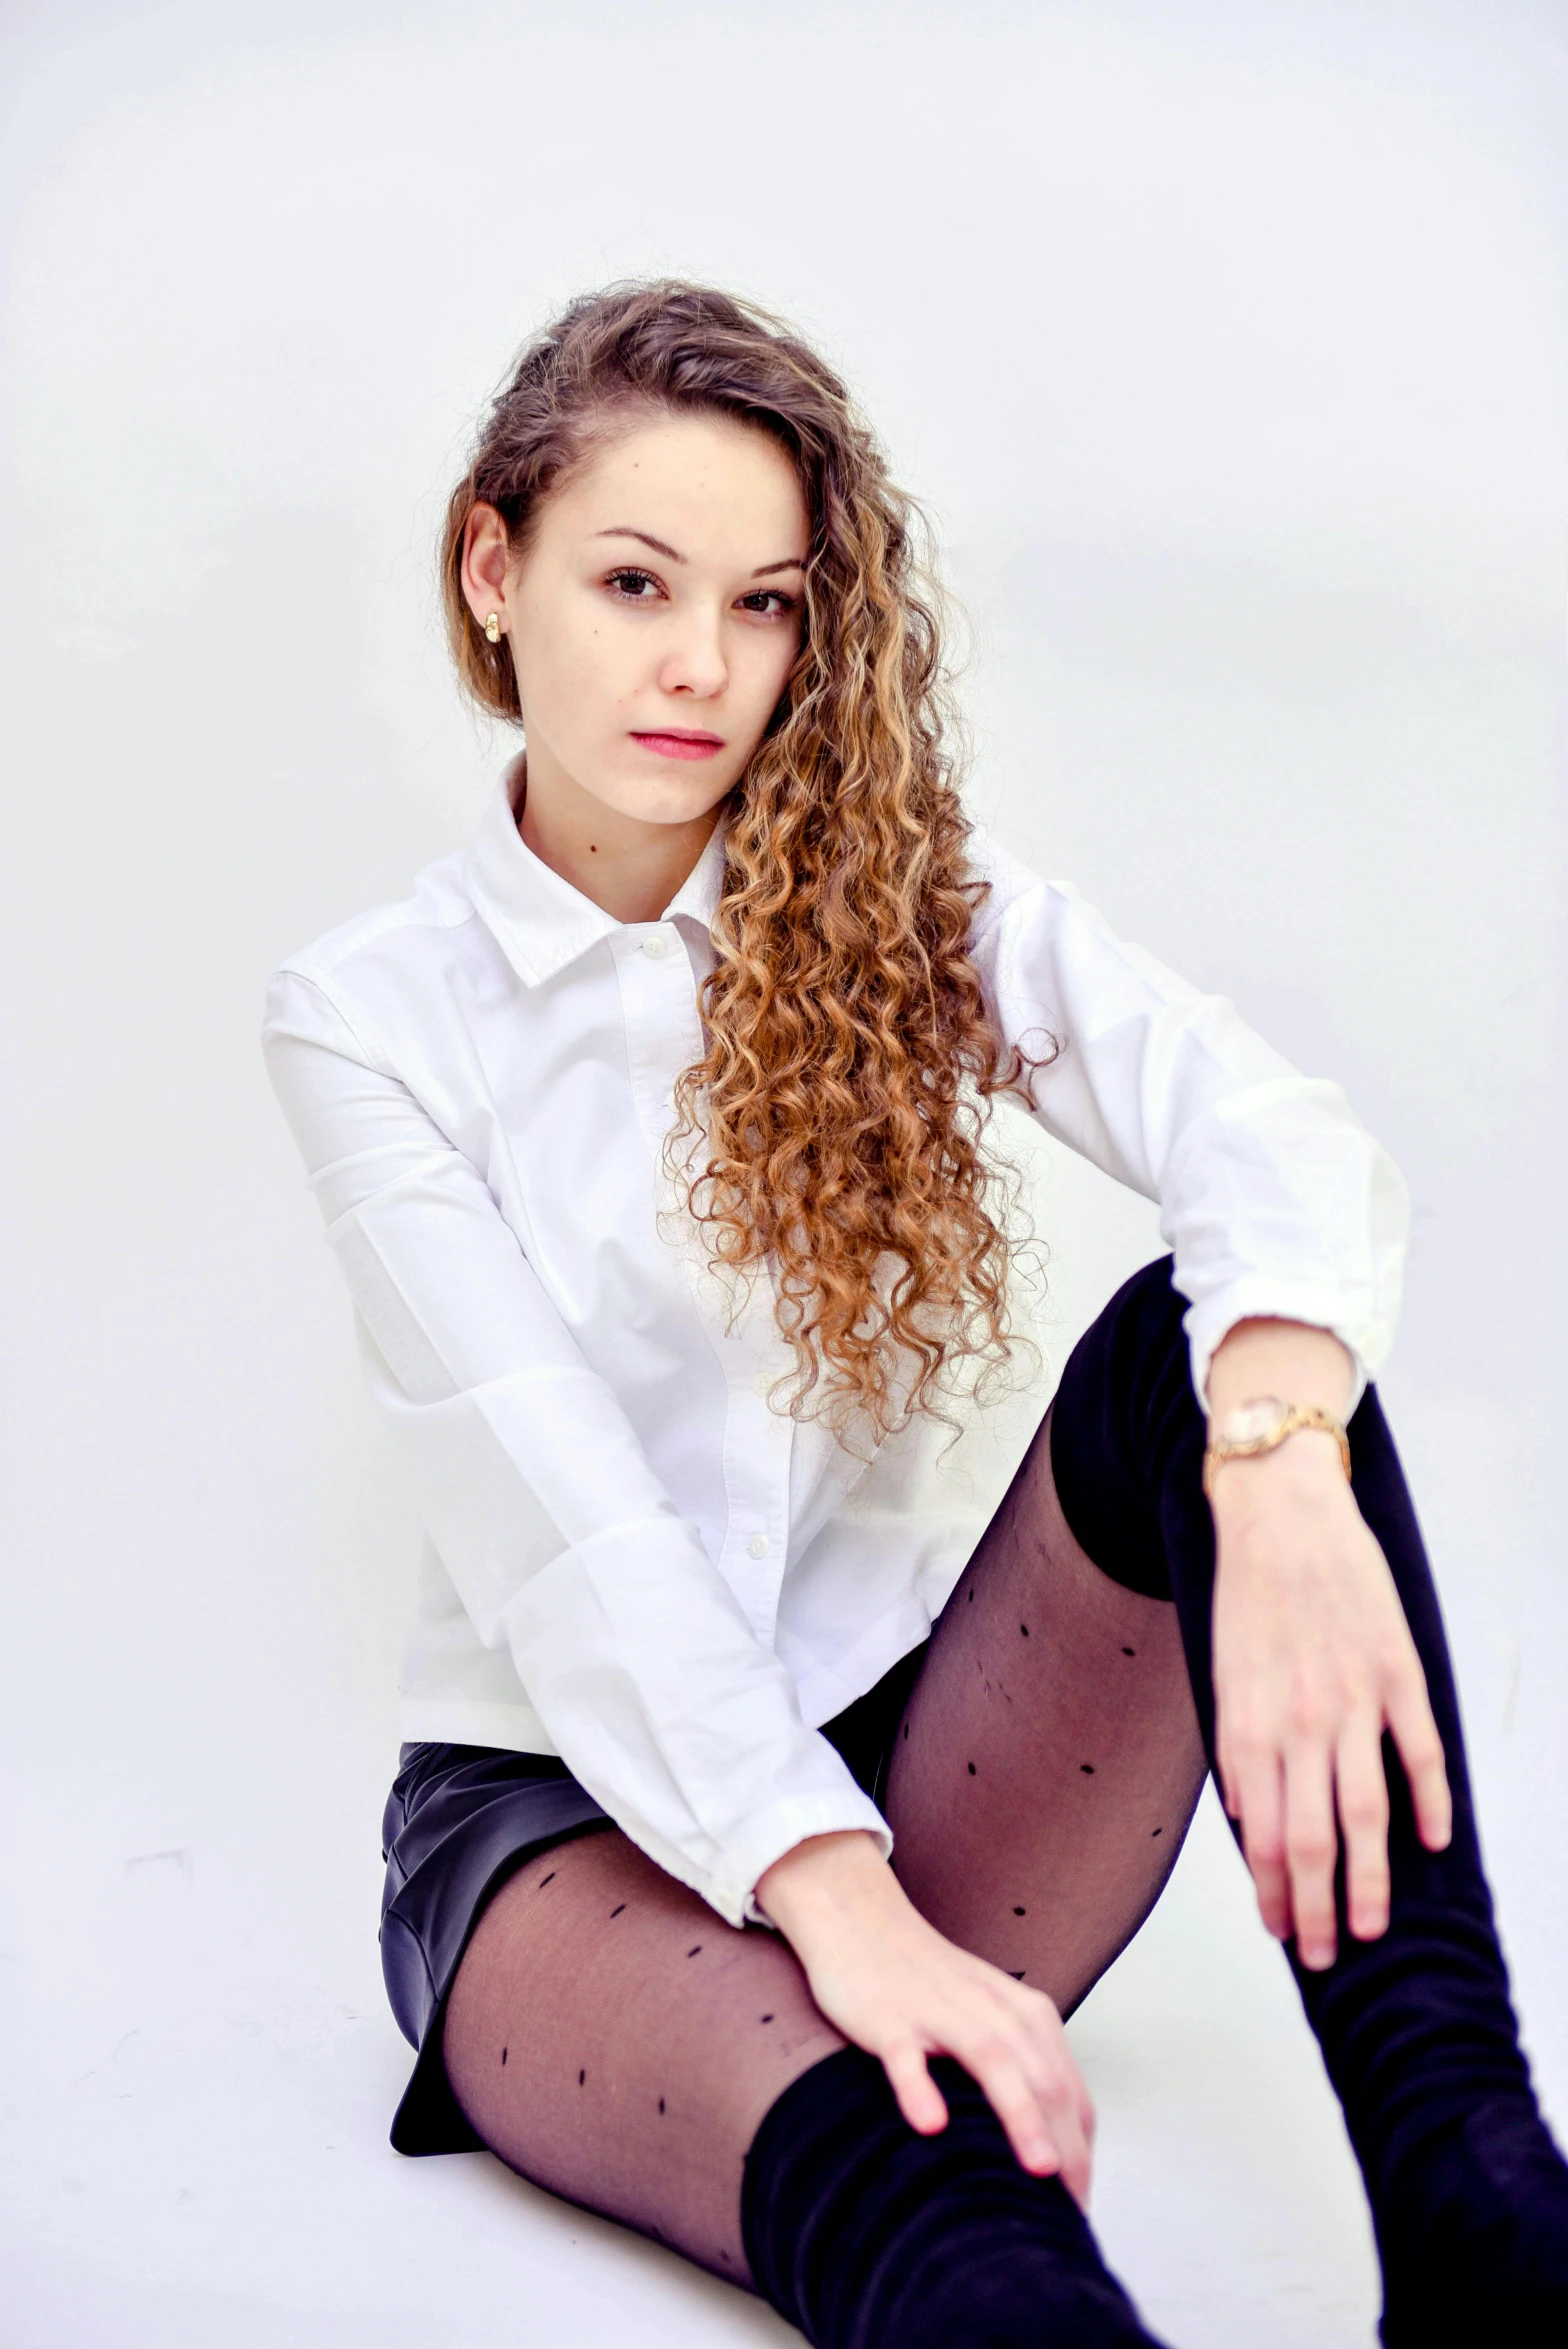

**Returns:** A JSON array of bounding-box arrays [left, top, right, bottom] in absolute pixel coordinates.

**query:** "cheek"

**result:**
[[736, 628, 800, 723], [516, 604, 635, 738]]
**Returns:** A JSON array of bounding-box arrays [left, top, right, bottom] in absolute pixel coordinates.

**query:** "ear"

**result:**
[[459, 503, 513, 630]]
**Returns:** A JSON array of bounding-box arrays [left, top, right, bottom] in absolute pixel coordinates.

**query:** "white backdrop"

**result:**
[[2, 4, 1564, 2344]]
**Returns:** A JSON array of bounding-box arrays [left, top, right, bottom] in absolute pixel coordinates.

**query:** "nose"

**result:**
[[656, 601, 728, 701]]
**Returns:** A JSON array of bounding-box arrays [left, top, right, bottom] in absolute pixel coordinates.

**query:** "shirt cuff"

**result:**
[[704, 1788, 894, 1930], [1181, 1277, 1385, 1418]]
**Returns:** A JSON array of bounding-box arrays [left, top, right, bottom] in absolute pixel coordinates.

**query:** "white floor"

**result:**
[[4, 1767, 1404, 2349]]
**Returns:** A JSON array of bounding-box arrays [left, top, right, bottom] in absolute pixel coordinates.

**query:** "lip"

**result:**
[[630, 729, 726, 761]]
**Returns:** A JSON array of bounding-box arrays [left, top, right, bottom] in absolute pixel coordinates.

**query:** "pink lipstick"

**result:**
[[630, 729, 725, 761]]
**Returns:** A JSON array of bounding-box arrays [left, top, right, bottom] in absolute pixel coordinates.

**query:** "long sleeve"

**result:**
[[261, 966, 890, 1927], [965, 831, 1410, 1405]]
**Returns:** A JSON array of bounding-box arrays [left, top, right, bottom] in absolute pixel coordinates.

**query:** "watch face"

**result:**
[[1221, 1395, 1290, 1444]]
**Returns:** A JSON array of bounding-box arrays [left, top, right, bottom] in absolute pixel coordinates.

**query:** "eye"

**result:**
[[604, 566, 665, 602], [735, 589, 799, 619]]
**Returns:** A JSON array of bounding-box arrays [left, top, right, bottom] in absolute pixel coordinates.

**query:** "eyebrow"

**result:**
[[593, 527, 806, 578]]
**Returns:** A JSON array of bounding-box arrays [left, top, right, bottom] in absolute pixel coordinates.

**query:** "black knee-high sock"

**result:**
[[742, 2045, 1168, 2348], [1050, 1255, 1568, 2343]]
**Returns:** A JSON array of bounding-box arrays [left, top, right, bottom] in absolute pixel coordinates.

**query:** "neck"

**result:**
[[511, 751, 720, 924]]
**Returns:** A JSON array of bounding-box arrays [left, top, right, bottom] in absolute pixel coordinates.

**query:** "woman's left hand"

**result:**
[[1206, 1322, 1453, 1971]]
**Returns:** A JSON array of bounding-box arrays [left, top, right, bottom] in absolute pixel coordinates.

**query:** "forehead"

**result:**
[[546, 410, 809, 557]]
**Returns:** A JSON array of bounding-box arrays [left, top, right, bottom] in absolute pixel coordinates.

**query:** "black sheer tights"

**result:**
[[442, 1410, 1209, 2284], [442, 1823, 847, 2281], [443, 1256, 1567, 2337]]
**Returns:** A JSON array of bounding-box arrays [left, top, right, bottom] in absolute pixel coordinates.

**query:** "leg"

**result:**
[[885, 1401, 1209, 2016], [444, 1817, 1171, 2346], [1004, 1254, 1568, 2343], [442, 1823, 844, 2281]]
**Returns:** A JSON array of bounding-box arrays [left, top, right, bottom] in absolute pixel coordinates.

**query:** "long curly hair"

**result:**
[[441, 281, 1051, 1445]]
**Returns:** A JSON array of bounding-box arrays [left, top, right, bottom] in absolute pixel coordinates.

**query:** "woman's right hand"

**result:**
[[755, 1828, 1095, 2205]]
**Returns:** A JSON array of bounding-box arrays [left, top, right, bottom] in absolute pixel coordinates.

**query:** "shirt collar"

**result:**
[[465, 753, 730, 987]]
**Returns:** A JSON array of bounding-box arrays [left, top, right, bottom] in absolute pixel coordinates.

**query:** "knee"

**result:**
[[1110, 1253, 1188, 1366], [1048, 1255, 1198, 1600], [1062, 1254, 1197, 1440], [742, 2048, 1153, 2346]]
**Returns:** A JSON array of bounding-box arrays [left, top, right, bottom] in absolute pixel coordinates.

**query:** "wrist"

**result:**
[[1208, 1424, 1353, 1527], [755, 1828, 902, 1942], [1203, 1384, 1352, 1503], [1206, 1318, 1354, 1425]]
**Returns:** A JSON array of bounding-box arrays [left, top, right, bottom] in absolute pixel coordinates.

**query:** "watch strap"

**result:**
[[1202, 1403, 1351, 1498]]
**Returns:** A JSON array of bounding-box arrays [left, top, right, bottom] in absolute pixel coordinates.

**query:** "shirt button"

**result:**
[[641, 933, 670, 958], [753, 1371, 773, 1396], [748, 1534, 770, 1560]]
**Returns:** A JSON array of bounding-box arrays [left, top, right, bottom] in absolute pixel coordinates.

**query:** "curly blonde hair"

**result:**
[[441, 281, 1050, 1444]]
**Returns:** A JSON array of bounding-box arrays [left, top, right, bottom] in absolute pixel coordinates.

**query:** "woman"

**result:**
[[262, 282, 1566, 2345]]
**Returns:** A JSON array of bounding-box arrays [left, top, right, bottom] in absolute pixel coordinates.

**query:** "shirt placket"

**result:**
[[612, 921, 794, 1650]]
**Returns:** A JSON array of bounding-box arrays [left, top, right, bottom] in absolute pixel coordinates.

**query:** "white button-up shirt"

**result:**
[[261, 760, 1408, 1926]]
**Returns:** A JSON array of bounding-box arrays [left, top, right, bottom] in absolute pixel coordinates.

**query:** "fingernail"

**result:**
[[1022, 2139, 1056, 2172], [1301, 1944, 1335, 1970]]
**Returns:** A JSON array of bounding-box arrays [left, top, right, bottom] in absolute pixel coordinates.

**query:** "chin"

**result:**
[[599, 766, 739, 826]]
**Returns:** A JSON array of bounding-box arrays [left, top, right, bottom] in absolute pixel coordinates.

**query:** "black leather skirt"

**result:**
[[378, 1637, 930, 2154]]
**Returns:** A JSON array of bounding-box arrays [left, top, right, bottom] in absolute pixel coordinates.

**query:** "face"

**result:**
[[462, 411, 810, 833]]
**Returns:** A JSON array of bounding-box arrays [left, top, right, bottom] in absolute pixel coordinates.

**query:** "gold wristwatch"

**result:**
[[1202, 1395, 1351, 1499]]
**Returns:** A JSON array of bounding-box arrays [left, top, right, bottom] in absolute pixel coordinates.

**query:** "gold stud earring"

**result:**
[[484, 612, 502, 645]]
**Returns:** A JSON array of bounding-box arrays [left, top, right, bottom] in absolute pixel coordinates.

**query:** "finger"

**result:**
[[960, 2040, 1062, 2179], [1334, 1713, 1391, 1942], [1032, 2068, 1094, 2208], [880, 2040, 948, 2137], [1215, 1744, 1240, 1821], [1015, 2007, 1098, 2204], [1230, 1743, 1292, 1939], [995, 2007, 1098, 2201], [1385, 1667, 1452, 1853], [1007, 2034, 1094, 2202], [1283, 1736, 1339, 1971], [1011, 1994, 1092, 2115]]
